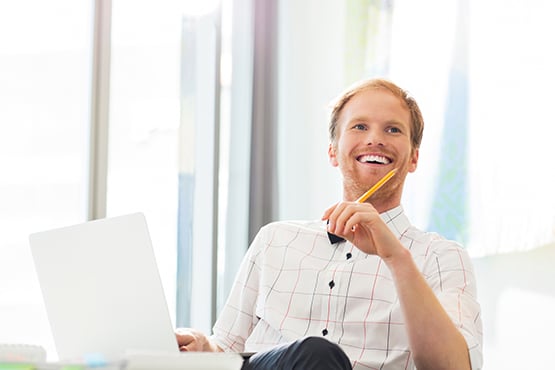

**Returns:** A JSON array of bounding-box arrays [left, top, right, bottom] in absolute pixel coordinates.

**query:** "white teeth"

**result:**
[[359, 155, 390, 164]]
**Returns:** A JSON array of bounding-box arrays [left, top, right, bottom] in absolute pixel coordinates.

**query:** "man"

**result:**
[[177, 79, 483, 369]]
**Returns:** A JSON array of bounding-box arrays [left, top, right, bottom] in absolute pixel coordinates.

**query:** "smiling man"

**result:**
[[177, 79, 483, 370]]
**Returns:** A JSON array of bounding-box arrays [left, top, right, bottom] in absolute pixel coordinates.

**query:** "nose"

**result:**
[[365, 128, 385, 146]]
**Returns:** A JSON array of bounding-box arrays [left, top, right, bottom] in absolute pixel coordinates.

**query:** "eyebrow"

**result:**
[[346, 116, 409, 127]]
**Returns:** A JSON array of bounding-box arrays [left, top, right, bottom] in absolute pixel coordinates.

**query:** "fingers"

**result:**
[[324, 202, 404, 257], [175, 328, 204, 352], [176, 333, 194, 350], [324, 202, 377, 237], [324, 202, 347, 236], [179, 343, 200, 352], [321, 203, 337, 221]]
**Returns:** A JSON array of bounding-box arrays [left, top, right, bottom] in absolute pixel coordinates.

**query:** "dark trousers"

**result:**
[[241, 336, 352, 370]]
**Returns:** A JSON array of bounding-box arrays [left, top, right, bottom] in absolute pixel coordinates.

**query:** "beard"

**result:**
[[340, 164, 409, 210]]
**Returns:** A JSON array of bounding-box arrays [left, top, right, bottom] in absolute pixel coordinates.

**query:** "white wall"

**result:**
[[277, 0, 345, 220], [473, 242, 555, 369]]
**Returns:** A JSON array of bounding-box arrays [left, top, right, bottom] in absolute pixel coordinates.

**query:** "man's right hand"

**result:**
[[175, 328, 222, 352]]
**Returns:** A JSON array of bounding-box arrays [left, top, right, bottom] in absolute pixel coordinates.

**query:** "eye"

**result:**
[[386, 126, 402, 134], [353, 123, 367, 131]]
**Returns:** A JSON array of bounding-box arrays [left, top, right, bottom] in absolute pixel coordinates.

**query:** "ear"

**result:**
[[408, 148, 419, 173], [328, 143, 339, 167]]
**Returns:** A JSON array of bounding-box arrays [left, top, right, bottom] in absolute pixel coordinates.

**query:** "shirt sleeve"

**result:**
[[423, 240, 484, 369], [210, 227, 266, 352]]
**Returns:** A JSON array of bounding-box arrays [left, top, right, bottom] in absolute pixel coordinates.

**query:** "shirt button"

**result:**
[[328, 280, 335, 289], [346, 252, 352, 260], [322, 328, 328, 336]]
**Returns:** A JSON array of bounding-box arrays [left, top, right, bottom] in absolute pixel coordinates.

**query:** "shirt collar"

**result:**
[[380, 205, 411, 239]]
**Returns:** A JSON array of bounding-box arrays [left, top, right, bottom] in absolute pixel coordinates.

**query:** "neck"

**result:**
[[342, 183, 404, 214], [365, 198, 401, 214]]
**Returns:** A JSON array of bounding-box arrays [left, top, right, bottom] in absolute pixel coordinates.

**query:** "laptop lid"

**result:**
[[29, 213, 179, 361]]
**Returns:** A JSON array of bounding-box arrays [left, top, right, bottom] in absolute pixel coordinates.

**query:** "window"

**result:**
[[0, 0, 228, 355], [0, 0, 93, 355]]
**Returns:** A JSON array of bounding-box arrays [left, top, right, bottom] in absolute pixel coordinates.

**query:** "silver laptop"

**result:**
[[29, 213, 179, 361]]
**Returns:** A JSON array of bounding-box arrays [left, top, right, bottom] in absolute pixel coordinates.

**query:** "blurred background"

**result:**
[[1, 0, 554, 368]]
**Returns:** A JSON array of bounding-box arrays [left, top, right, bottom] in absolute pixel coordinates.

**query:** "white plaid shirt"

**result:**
[[212, 206, 483, 369]]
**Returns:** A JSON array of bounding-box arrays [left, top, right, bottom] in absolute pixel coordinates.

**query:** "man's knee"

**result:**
[[242, 336, 352, 370], [289, 336, 352, 369], [296, 336, 341, 356]]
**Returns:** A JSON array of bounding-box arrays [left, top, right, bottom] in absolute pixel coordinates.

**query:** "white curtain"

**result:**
[[390, 0, 555, 256]]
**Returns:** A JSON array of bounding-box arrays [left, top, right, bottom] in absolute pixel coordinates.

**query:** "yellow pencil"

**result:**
[[356, 168, 398, 203]]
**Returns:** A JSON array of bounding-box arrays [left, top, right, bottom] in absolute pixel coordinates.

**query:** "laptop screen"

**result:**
[[29, 213, 179, 361]]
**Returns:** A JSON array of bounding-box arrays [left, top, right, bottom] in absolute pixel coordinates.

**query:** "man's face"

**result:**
[[328, 88, 419, 206]]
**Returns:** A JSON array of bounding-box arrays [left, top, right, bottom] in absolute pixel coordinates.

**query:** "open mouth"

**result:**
[[357, 154, 392, 165]]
